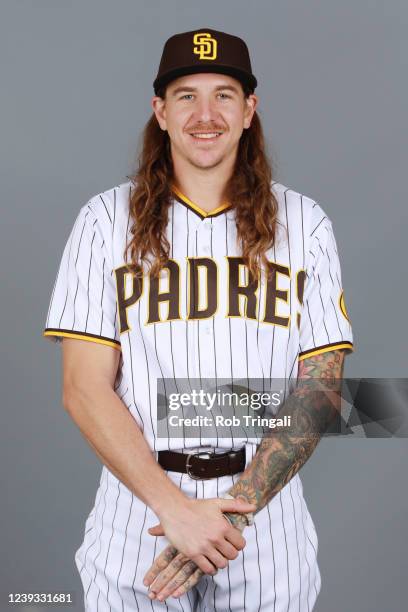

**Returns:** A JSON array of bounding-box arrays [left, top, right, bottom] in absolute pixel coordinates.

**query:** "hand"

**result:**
[[143, 547, 204, 602], [144, 510, 249, 602], [149, 497, 255, 575]]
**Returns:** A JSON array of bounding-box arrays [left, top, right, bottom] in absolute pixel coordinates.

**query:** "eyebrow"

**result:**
[[171, 84, 240, 96]]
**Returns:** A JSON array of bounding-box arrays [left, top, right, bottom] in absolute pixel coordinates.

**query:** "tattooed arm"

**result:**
[[225, 348, 346, 526]]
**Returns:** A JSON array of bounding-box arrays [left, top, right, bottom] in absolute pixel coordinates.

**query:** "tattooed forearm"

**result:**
[[227, 349, 346, 514]]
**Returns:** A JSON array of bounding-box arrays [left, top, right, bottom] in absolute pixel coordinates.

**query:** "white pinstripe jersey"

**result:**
[[43, 179, 354, 451]]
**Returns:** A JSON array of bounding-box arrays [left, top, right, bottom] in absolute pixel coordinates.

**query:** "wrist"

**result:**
[[223, 511, 247, 532], [150, 488, 191, 521], [149, 487, 191, 520], [220, 492, 254, 528]]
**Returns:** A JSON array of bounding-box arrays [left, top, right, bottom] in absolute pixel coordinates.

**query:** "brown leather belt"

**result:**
[[157, 447, 246, 480]]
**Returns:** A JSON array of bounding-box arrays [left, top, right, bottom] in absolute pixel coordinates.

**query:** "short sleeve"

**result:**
[[298, 206, 354, 361], [43, 203, 121, 351]]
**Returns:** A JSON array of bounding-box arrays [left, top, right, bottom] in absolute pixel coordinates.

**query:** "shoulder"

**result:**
[[81, 180, 133, 226], [271, 179, 333, 235]]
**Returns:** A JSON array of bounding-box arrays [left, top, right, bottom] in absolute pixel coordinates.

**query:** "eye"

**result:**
[[180, 94, 194, 100], [217, 92, 232, 99]]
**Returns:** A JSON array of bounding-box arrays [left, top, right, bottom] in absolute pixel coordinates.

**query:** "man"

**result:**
[[43, 28, 354, 611]]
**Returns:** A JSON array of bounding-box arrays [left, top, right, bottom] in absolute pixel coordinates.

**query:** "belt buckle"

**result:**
[[185, 451, 214, 480]]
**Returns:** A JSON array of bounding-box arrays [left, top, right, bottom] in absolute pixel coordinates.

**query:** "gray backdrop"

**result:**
[[1, 1, 407, 610]]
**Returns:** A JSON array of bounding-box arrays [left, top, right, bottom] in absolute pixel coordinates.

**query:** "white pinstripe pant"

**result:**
[[74, 444, 321, 611]]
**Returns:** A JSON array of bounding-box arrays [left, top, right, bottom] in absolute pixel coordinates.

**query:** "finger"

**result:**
[[225, 528, 246, 551], [172, 568, 205, 599], [143, 545, 178, 586], [143, 547, 178, 587], [193, 554, 218, 575], [147, 524, 165, 536], [214, 540, 240, 561], [149, 553, 188, 595], [205, 548, 229, 570], [154, 560, 198, 602], [215, 498, 256, 514]]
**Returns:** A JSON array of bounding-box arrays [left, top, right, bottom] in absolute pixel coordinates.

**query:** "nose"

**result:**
[[193, 96, 217, 124]]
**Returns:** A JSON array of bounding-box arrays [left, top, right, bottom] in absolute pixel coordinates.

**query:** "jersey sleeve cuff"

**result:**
[[43, 328, 122, 351], [298, 341, 354, 361]]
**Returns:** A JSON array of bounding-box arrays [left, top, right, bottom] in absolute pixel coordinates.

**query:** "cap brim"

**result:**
[[153, 64, 257, 94]]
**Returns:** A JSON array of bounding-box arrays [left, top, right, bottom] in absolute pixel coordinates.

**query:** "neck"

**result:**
[[171, 152, 236, 213]]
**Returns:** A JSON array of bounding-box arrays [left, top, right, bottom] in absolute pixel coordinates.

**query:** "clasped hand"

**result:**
[[143, 496, 255, 602]]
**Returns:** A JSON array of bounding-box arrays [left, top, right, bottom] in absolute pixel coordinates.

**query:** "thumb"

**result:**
[[148, 523, 165, 536], [216, 497, 256, 514]]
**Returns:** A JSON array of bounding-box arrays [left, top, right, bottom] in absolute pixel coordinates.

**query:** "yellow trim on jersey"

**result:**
[[338, 290, 351, 323], [298, 341, 354, 361], [43, 330, 122, 351], [171, 185, 231, 217]]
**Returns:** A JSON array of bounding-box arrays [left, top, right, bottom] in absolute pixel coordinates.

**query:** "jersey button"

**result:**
[[203, 245, 211, 255]]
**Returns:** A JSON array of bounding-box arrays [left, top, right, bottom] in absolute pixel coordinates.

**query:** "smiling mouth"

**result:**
[[189, 132, 224, 139]]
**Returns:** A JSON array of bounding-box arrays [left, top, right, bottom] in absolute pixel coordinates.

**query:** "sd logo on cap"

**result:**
[[193, 32, 218, 60]]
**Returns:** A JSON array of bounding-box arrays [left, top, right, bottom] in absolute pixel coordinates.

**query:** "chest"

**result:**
[[112, 200, 307, 333]]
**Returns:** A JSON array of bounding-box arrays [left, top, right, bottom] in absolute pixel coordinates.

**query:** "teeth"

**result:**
[[191, 133, 221, 139]]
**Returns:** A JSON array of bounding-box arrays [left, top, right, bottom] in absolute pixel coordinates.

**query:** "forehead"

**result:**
[[166, 72, 243, 93]]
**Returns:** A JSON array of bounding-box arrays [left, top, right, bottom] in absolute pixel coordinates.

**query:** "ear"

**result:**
[[151, 96, 167, 131], [243, 94, 258, 129]]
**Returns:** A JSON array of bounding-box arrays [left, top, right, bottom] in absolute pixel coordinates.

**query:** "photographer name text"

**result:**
[[168, 414, 291, 428]]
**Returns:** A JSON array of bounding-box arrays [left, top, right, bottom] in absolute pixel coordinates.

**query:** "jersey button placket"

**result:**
[[188, 222, 201, 382], [201, 219, 212, 255]]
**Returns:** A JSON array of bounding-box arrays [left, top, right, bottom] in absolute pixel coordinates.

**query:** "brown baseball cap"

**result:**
[[153, 28, 257, 95]]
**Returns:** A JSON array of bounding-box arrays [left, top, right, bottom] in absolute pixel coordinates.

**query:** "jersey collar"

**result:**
[[171, 185, 233, 220]]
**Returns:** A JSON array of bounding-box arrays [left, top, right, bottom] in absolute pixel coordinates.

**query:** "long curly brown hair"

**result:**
[[124, 95, 281, 282]]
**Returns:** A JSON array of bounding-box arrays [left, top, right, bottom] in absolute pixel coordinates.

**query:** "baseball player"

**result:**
[[43, 28, 354, 611]]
